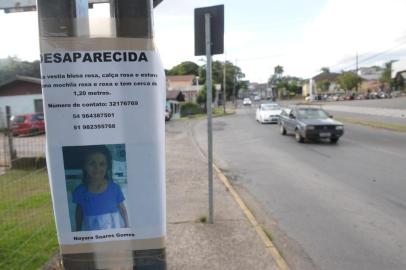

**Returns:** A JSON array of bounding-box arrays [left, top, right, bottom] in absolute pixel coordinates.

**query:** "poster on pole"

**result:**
[[37, 1, 166, 266], [41, 49, 166, 252]]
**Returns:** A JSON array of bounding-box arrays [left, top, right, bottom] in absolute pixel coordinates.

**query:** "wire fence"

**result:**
[[0, 114, 58, 270]]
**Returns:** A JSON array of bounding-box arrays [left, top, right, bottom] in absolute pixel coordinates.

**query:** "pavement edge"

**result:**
[[189, 120, 290, 270], [212, 164, 290, 270]]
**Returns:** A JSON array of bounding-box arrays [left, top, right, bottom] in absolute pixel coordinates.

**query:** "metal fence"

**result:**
[[0, 107, 58, 270]]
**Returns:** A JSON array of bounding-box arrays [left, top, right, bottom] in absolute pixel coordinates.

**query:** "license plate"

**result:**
[[319, 132, 331, 137]]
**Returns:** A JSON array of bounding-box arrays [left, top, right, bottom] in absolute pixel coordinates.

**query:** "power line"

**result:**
[[330, 39, 406, 71]]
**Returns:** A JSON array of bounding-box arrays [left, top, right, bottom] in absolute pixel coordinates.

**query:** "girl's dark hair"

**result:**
[[82, 145, 112, 181]]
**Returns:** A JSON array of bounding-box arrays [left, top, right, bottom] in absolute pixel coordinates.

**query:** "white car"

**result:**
[[243, 98, 252, 106], [256, 103, 282, 124]]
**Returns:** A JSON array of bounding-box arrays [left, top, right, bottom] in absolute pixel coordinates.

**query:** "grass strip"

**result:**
[[181, 108, 236, 120], [0, 169, 58, 270], [336, 117, 406, 132]]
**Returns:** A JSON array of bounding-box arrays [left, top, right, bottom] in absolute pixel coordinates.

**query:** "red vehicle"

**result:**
[[10, 113, 45, 136]]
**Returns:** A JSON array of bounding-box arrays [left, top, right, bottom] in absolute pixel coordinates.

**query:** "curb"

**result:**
[[212, 164, 290, 270]]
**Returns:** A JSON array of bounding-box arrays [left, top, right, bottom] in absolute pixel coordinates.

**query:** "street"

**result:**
[[192, 105, 406, 270]]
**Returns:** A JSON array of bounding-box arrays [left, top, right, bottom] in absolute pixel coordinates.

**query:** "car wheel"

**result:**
[[295, 129, 304, 143], [330, 137, 339, 144], [280, 124, 287, 135]]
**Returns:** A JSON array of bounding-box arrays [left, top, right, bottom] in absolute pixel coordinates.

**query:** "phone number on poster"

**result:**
[[73, 124, 116, 130]]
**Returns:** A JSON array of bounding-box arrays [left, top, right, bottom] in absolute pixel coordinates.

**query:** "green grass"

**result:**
[[262, 226, 273, 241], [196, 215, 208, 223], [0, 169, 58, 270], [336, 117, 406, 132], [181, 107, 236, 120]]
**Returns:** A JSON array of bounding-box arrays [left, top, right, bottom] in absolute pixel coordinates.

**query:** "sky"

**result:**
[[1, 0, 406, 83]]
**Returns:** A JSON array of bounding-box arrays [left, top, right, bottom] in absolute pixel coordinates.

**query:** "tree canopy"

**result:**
[[198, 60, 247, 99], [337, 72, 361, 91], [0, 57, 40, 85], [320, 67, 330, 73], [166, 61, 199, 76]]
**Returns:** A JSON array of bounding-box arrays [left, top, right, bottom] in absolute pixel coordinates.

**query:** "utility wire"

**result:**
[[329, 38, 406, 71]]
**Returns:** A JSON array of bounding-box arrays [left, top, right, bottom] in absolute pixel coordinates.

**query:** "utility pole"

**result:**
[[223, 55, 226, 114], [356, 52, 359, 91], [232, 59, 238, 106]]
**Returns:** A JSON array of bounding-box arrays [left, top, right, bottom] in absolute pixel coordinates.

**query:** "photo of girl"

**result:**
[[69, 145, 129, 231]]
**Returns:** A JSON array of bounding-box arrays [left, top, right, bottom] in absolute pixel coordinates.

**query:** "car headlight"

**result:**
[[336, 125, 344, 130], [306, 126, 315, 130]]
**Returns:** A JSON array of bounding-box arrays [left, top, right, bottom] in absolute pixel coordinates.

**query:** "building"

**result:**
[[303, 72, 340, 96], [166, 75, 198, 102], [0, 75, 42, 128], [357, 66, 383, 81], [392, 60, 406, 77]]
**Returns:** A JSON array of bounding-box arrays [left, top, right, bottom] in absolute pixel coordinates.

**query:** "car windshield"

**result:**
[[261, 104, 280, 110], [297, 108, 329, 119]]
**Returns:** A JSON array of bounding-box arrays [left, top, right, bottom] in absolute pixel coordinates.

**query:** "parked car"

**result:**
[[279, 107, 344, 143], [243, 98, 252, 106], [255, 103, 282, 124], [10, 112, 45, 136], [254, 95, 261, 101]]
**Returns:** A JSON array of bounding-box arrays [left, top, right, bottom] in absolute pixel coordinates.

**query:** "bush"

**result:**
[[180, 102, 203, 117]]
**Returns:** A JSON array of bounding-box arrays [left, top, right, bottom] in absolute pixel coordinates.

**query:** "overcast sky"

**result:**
[[1, 0, 406, 82]]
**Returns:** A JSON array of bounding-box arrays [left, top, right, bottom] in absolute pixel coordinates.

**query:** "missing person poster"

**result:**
[[41, 49, 166, 256]]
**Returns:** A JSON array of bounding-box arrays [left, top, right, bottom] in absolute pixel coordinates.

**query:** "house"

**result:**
[[358, 66, 384, 92], [357, 66, 383, 81], [166, 75, 198, 102], [392, 60, 406, 78], [303, 72, 340, 96], [0, 75, 42, 128]]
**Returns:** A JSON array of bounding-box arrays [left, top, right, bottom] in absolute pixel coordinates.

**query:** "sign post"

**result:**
[[37, 0, 166, 269], [195, 5, 224, 224]]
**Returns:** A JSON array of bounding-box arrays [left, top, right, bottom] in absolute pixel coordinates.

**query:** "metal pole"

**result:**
[[5, 106, 15, 166], [205, 13, 214, 224]]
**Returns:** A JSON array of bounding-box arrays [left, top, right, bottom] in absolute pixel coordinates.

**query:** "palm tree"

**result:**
[[274, 65, 284, 79]]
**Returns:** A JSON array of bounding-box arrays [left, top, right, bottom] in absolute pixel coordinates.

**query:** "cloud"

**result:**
[[0, 11, 39, 60], [293, 0, 406, 77]]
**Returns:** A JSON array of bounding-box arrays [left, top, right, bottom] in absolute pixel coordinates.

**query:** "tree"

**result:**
[[379, 60, 396, 89], [337, 72, 362, 92], [0, 57, 40, 85], [274, 65, 284, 78], [166, 61, 199, 76], [394, 73, 405, 91], [198, 60, 246, 100], [321, 67, 330, 73], [316, 80, 331, 92]]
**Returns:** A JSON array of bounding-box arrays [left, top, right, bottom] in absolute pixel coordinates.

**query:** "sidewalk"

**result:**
[[166, 120, 280, 270]]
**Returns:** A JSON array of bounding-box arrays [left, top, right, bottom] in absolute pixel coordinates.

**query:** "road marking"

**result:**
[[213, 163, 290, 270]]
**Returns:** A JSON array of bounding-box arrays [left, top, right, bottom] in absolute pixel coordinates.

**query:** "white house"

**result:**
[[0, 75, 42, 128]]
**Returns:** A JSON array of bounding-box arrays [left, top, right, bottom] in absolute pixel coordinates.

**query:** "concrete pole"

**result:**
[[223, 56, 226, 114]]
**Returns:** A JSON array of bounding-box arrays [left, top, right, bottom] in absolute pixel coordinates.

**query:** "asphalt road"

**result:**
[[192, 106, 406, 270]]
